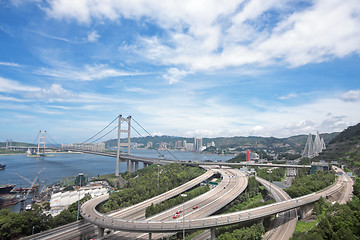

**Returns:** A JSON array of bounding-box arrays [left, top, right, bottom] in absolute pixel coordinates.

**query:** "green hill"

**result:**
[[317, 122, 360, 176], [105, 132, 338, 155]]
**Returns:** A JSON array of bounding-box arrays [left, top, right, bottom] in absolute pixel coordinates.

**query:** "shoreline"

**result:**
[[0, 151, 82, 156]]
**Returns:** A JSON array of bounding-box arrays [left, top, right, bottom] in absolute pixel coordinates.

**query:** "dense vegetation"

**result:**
[[223, 176, 266, 212], [292, 177, 360, 240], [0, 149, 26, 154], [145, 185, 209, 218], [256, 167, 285, 182], [98, 163, 205, 213], [0, 142, 36, 148], [285, 170, 335, 198], [315, 123, 360, 176], [0, 195, 91, 240], [217, 223, 265, 240]]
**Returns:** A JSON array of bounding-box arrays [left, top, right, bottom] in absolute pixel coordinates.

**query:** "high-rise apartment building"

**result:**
[[194, 137, 203, 152]]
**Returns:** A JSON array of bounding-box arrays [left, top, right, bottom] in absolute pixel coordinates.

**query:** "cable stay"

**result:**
[[82, 115, 119, 144], [132, 118, 180, 161], [46, 133, 62, 148], [90, 125, 118, 144], [31, 131, 40, 146]]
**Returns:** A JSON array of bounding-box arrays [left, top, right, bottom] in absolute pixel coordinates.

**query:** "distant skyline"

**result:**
[[1, 0, 360, 143]]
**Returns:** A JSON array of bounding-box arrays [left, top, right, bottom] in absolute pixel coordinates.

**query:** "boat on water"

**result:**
[[0, 184, 16, 195], [0, 163, 6, 170], [11, 184, 38, 194], [0, 194, 18, 207]]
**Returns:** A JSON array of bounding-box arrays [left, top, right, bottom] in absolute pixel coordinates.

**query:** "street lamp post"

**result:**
[[77, 173, 83, 221], [181, 194, 187, 240]]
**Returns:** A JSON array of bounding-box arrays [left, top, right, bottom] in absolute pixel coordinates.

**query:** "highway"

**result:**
[[80, 170, 345, 234], [333, 166, 354, 204], [256, 177, 297, 240], [20, 220, 95, 240], [21, 167, 215, 240], [104, 167, 248, 239], [107, 167, 215, 220]]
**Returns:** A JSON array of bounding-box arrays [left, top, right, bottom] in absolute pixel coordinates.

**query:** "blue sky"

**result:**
[[1, 0, 360, 144]]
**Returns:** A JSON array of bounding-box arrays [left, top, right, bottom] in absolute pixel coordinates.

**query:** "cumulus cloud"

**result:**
[[87, 30, 100, 42], [29, 83, 75, 100], [41, 0, 360, 71], [341, 90, 360, 102], [162, 68, 190, 84]]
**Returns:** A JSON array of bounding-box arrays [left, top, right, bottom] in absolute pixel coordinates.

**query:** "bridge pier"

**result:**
[[135, 161, 139, 171], [210, 227, 216, 240], [97, 226, 104, 238], [127, 159, 134, 173], [299, 203, 314, 219]]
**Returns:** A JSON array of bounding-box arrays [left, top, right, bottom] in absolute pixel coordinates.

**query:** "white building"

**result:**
[[185, 143, 194, 151]]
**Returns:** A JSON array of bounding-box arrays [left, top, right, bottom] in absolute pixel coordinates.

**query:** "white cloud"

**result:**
[[340, 90, 360, 102], [87, 30, 100, 42], [41, 0, 360, 71], [35, 64, 137, 81], [162, 68, 190, 84], [0, 77, 40, 93], [0, 62, 21, 67], [0, 95, 28, 102], [29, 83, 75, 100], [125, 87, 149, 93], [278, 93, 297, 100], [130, 88, 360, 138]]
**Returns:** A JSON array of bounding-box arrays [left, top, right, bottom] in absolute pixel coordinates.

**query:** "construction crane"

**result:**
[[17, 168, 45, 211]]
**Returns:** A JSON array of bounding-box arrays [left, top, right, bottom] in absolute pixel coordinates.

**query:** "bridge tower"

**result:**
[[115, 115, 131, 176], [37, 130, 46, 155]]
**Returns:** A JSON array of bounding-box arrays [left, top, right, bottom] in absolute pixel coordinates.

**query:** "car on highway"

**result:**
[[173, 214, 180, 219], [192, 205, 198, 209], [176, 210, 182, 214]]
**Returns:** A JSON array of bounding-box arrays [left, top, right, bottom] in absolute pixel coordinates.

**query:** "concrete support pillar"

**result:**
[[210, 227, 216, 240], [135, 161, 139, 171], [127, 159, 133, 173], [97, 226, 105, 238], [129, 160, 133, 172], [148, 232, 152, 240], [299, 203, 314, 219]]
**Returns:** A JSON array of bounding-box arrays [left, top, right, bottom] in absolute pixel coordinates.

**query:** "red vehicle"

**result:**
[[173, 214, 180, 219], [176, 210, 183, 214], [193, 205, 198, 209]]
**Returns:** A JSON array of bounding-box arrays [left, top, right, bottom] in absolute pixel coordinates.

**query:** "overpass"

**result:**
[[80, 172, 345, 239], [108, 167, 248, 239]]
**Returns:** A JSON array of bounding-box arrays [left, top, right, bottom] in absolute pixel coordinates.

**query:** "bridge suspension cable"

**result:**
[[31, 131, 40, 146], [82, 115, 119, 144], [132, 118, 180, 161], [89, 125, 118, 144], [46, 133, 62, 148]]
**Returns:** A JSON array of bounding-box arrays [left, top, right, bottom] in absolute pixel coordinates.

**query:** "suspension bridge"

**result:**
[[27, 114, 311, 178], [19, 114, 353, 240]]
